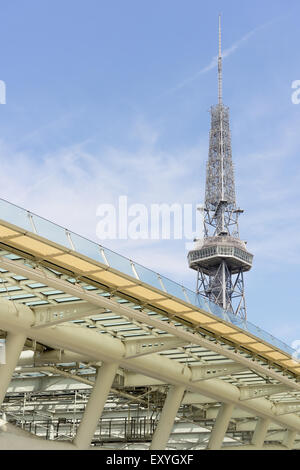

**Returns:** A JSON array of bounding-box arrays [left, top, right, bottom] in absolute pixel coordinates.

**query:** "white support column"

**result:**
[[251, 418, 270, 448], [207, 403, 234, 450], [150, 385, 185, 450], [282, 430, 297, 449], [73, 362, 119, 449], [0, 332, 26, 407]]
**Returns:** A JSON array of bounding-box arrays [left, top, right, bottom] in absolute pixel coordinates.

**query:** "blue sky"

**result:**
[[0, 0, 299, 346]]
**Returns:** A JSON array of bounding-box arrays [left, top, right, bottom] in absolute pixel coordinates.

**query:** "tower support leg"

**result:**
[[150, 385, 185, 450], [0, 332, 26, 407], [73, 362, 119, 449], [207, 403, 234, 450]]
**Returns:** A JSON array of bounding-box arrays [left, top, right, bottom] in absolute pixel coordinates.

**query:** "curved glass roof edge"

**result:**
[[0, 197, 295, 357]]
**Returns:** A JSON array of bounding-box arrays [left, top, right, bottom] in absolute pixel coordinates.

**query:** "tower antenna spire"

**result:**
[[187, 16, 254, 320], [218, 14, 222, 104]]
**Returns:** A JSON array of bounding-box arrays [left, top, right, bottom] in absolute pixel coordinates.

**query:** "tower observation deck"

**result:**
[[188, 16, 253, 320]]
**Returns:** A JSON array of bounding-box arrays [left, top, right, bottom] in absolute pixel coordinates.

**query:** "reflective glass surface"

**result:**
[[0, 198, 294, 357]]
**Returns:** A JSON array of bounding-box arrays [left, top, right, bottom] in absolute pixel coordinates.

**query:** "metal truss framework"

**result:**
[[188, 16, 253, 320], [197, 263, 247, 319], [0, 249, 299, 450]]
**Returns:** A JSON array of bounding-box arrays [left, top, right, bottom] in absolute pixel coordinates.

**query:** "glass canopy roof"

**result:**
[[0, 197, 295, 359]]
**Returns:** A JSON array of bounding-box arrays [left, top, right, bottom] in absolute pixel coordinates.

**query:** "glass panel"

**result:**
[[184, 288, 199, 306], [243, 320, 294, 354], [160, 276, 186, 301], [200, 296, 213, 311], [220, 309, 233, 322], [187, 291, 212, 311], [32, 215, 70, 248], [103, 248, 136, 278], [70, 233, 104, 263], [227, 312, 246, 329], [133, 263, 162, 290], [0, 199, 293, 358], [0, 199, 31, 231], [256, 328, 273, 344], [244, 321, 262, 337], [270, 337, 293, 354], [207, 302, 224, 318]]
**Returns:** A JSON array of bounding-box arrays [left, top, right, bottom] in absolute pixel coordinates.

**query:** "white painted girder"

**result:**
[[273, 402, 300, 416], [191, 362, 247, 381], [150, 385, 185, 450], [251, 418, 270, 448], [0, 256, 298, 391], [32, 303, 106, 328], [207, 403, 234, 450], [205, 407, 253, 420], [0, 297, 299, 436], [73, 362, 119, 449], [239, 384, 289, 400], [2, 399, 299, 446], [124, 337, 187, 358], [0, 333, 26, 406], [235, 421, 283, 432], [17, 349, 86, 366], [282, 430, 297, 449]]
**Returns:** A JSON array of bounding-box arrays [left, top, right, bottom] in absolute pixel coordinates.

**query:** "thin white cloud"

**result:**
[[0, 107, 299, 279], [0, 117, 203, 249], [166, 19, 274, 95], [235, 111, 300, 268]]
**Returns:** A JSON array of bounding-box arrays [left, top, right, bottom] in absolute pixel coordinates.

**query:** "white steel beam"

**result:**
[[8, 374, 91, 393], [32, 303, 106, 328], [0, 298, 299, 434], [18, 349, 87, 366], [0, 332, 26, 406], [182, 392, 217, 405], [274, 402, 300, 416], [12, 366, 148, 406], [206, 407, 254, 420], [191, 362, 247, 381], [207, 403, 234, 450], [16, 353, 245, 389], [239, 384, 288, 401], [0, 256, 298, 391], [251, 418, 270, 448], [282, 430, 297, 449], [17, 366, 95, 386], [150, 385, 185, 450], [73, 362, 119, 449], [124, 372, 165, 387], [235, 421, 282, 432], [124, 337, 186, 358]]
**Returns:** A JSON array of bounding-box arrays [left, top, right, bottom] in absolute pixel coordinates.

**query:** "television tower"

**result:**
[[188, 16, 253, 320]]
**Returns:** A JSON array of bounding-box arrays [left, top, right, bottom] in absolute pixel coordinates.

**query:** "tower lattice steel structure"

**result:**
[[188, 17, 253, 320]]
